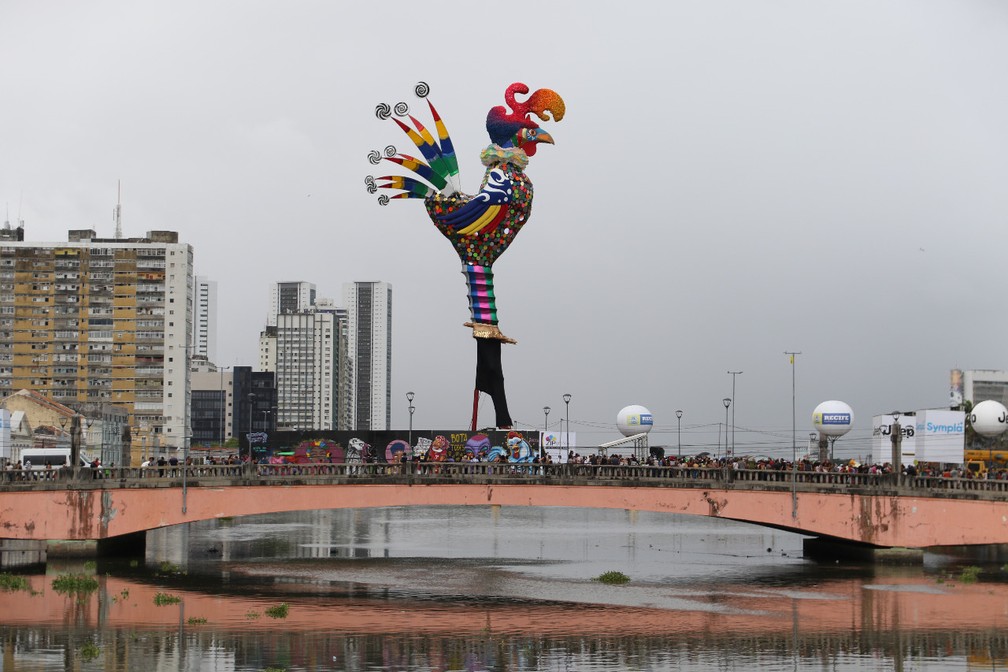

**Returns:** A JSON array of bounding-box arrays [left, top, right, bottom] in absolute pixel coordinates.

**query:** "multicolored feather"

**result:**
[[426, 100, 460, 192], [375, 175, 436, 199], [385, 154, 447, 191]]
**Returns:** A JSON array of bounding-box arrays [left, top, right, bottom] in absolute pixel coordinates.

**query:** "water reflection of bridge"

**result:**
[[2, 463, 1008, 551], [1, 574, 1007, 670]]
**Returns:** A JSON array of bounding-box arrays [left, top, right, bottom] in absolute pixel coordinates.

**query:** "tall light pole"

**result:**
[[785, 351, 801, 519], [675, 409, 683, 458], [563, 393, 571, 453], [247, 392, 256, 460], [722, 398, 731, 459], [219, 365, 230, 446], [406, 391, 415, 448], [727, 370, 742, 456], [543, 406, 551, 458]]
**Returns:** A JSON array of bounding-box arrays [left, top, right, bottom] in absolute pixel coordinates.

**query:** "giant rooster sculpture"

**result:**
[[366, 82, 565, 430]]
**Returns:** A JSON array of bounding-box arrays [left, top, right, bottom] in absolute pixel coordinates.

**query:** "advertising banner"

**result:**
[[949, 369, 964, 408], [915, 409, 965, 464], [871, 414, 916, 467], [541, 432, 576, 462]]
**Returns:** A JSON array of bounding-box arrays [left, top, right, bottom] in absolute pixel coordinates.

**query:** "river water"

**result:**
[[2, 506, 1007, 671]]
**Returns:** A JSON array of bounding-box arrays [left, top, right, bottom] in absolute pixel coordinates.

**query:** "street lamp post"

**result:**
[[85, 417, 95, 463], [219, 366, 230, 446], [727, 370, 742, 456], [563, 394, 571, 453], [544, 405, 552, 447], [247, 392, 256, 461], [182, 434, 190, 514], [406, 391, 415, 448], [542, 406, 551, 459], [785, 351, 801, 519], [675, 409, 683, 458], [722, 398, 731, 459]]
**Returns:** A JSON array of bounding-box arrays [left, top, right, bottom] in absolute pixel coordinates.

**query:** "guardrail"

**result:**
[[2, 462, 1008, 499]]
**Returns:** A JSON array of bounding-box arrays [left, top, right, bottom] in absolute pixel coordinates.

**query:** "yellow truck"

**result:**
[[964, 449, 1008, 476]]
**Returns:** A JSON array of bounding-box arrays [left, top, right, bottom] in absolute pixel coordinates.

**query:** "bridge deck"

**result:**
[[1, 463, 1007, 547]]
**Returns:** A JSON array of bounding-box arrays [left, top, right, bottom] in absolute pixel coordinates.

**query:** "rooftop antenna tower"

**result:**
[[114, 180, 122, 239]]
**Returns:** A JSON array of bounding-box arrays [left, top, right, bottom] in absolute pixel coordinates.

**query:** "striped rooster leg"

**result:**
[[462, 264, 516, 344], [463, 264, 498, 325]]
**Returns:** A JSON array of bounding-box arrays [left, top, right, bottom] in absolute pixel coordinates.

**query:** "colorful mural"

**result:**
[[253, 429, 542, 465]]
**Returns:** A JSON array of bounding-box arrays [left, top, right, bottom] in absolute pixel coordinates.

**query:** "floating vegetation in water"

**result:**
[[960, 566, 982, 584], [594, 571, 630, 585], [153, 592, 181, 606], [187, 617, 207, 625], [157, 561, 186, 576], [265, 603, 290, 619], [0, 573, 31, 592], [52, 574, 99, 596], [79, 641, 101, 662], [246, 610, 261, 620]]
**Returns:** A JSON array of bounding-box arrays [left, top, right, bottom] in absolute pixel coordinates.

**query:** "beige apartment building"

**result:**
[[0, 226, 193, 462]]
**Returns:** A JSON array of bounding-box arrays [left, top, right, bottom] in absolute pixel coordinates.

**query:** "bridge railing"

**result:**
[[2, 462, 1008, 498]]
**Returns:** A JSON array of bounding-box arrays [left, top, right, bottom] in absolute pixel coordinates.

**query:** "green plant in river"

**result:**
[[265, 602, 290, 619], [157, 561, 185, 575], [0, 573, 31, 592], [595, 570, 630, 585], [79, 641, 101, 661], [52, 574, 99, 595], [246, 610, 261, 620], [187, 616, 207, 625], [83, 560, 96, 571], [960, 566, 982, 584], [153, 592, 181, 606]]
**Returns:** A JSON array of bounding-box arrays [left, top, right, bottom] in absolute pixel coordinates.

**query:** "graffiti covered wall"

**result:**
[[243, 429, 543, 464]]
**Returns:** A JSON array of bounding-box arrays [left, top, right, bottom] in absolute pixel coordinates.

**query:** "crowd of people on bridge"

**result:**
[[4, 449, 1008, 483]]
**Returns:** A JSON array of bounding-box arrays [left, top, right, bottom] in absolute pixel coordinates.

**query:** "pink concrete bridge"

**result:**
[[1, 463, 1007, 551]]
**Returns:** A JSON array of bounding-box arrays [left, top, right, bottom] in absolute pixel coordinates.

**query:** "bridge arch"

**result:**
[[3, 472, 1008, 550]]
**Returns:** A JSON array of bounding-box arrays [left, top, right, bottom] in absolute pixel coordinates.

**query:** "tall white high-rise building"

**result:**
[[264, 283, 352, 431], [268, 281, 316, 327], [276, 308, 336, 430], [192, 275, 217, 363], [343, 281, 392, 430]]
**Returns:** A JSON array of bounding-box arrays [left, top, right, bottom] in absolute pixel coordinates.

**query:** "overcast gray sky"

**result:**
[[2, 1, 1006, 457]]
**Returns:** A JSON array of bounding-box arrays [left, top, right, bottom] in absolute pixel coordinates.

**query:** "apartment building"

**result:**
[[0, 228, 193, 457]]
